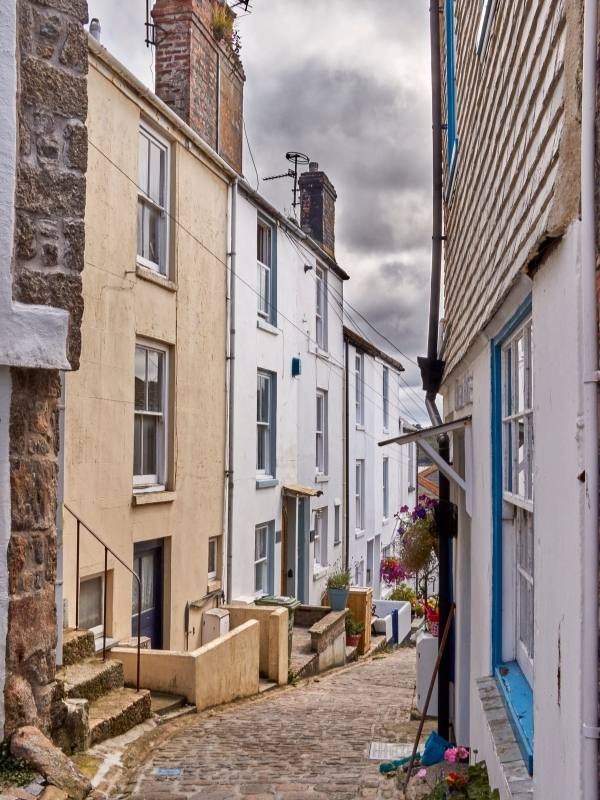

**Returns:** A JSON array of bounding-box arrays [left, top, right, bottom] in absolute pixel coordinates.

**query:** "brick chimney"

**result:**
[[152, 0, 245, 173], [299, 162, 337, 258]]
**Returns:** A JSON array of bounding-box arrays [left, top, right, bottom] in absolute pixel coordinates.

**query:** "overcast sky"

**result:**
[[87, 1, 432, 424]]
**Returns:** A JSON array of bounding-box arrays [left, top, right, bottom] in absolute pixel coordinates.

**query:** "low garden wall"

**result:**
[[224, 604, 288, 685], [109, 619, 260, 710]]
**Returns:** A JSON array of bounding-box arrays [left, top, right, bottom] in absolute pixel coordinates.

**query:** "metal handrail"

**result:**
[[63, 504, 141, 692]]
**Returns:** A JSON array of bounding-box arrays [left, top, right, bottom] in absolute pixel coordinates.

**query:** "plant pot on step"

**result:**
[[347, 633, 361, 647], [328, 587, 349, 610]]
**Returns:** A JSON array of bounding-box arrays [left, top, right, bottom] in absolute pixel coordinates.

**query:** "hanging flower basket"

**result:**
[[380, 556, 411, 586], [395, 497, 439, 574]]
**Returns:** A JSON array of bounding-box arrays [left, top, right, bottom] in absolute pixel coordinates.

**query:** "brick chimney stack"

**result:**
[[152, 0, 245, 173], [299, 162, 337, 258]]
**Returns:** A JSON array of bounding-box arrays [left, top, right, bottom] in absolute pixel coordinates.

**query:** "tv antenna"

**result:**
[[264, 152, 310, 212]]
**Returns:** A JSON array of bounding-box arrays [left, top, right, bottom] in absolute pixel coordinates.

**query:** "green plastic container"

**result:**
[[255, 595, 301, 660]]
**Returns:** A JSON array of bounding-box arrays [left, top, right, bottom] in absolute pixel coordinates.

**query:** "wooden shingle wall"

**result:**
[[441, 0, 582, 375]]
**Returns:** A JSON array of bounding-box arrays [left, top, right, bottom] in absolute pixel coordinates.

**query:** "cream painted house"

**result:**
[[63, 36, 237, 652]]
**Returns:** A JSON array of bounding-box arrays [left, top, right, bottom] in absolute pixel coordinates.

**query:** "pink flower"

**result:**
[[416, 768, 427, 779], [444, 747, 458, 764], [456, 746, 469, 761]]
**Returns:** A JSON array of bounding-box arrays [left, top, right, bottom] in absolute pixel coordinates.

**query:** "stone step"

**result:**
[[150, 691, 186, 717], [88, 687, 152, 746], [62, 629, 95, 666], [345, 644, 358, 663], [57, 658, 124, 703], [289, 651, 319, 681]]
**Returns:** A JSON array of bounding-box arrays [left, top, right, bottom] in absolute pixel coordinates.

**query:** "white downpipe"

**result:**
[[581, 0, 599, 795], [225, 178, 238, 602]]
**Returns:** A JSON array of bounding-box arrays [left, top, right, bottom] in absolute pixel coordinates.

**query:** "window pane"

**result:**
[[147, 204, 161, 265], [134, 414, 142, 475], [516, 418, 526, 496], [148, 140, 164, 206], [208, 539, 217, 575], [138, 132, 149, 195], [137, 200, 144, 259], [516, 335, 525, 413], [142, 416, 157, 476], [141, 553, 155, 612], [79, 576, 103, 630], [135, 347, 146, 410], [257, 375, 269, 423], [146, 350, 163, 412], [257, 223, 271, 267]]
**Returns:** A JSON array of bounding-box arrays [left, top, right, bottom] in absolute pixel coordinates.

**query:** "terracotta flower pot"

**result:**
[[347, 633, 361, 647]]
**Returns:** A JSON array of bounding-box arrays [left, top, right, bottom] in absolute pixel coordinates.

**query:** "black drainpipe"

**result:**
[[416, 0, 453, 741]]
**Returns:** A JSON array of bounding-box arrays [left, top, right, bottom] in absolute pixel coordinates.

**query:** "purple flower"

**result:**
[[400, 504, 409, 513]]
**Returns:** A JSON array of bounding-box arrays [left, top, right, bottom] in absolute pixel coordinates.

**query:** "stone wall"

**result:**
[[4, 0, 88, 738]]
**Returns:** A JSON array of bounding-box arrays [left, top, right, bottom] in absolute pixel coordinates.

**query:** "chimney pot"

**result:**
[[309, 161, 319, 172], [89, 18, 101, 42]]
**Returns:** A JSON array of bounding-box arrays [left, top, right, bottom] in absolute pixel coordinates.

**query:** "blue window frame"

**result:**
[[491, 296, 534, 775], [445, 0, 458, 179]]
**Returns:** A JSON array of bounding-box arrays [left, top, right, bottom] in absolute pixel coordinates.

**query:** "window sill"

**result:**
[[477, 674, 534, 793], [315, 473, 329, 484], [257, 318, 279, 336], [313, 567, 328, 581], [315, 347, 330, 361], [135, 263, 177, 292], [207, 579, 222, 594], [256, 478, 279, 490], [355, 529, 365, 539], [132, 489, 176, 506], [382, 516, 390, 525], [356, 424, 365, 431], [333, 539, 341, 547]]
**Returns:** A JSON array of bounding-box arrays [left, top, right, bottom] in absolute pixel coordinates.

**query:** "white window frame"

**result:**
[[382, 366, 389, 431], [137, 125, 170, 276], [254, 524, 269, 596], [315, 264, 328, 350], [355, 459, 365, 532], [208, 537, 218, 581], [313, 508, 328, 570], [315, 389, 328, 475], [382, 457, 389, 520], [257, 218, 273, 320], [134, 341, 168, 489], [355, 352, 364, 426], [256, 370, 274, 478], [501, 316, 534, 685]]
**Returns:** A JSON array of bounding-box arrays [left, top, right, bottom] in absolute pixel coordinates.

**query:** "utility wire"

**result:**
[[88, 138, 412, 427], [282, 228, 424, 423], [243, 116, 260, 191]]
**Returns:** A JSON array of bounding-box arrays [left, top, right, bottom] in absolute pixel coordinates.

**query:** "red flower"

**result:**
[[447, 772, 467, 787]]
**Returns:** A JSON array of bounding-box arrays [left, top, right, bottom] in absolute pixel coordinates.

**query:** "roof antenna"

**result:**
[[263, 152, 310, 215]]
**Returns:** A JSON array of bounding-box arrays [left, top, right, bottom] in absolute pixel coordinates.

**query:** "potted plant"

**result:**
[[326, 565, 351, 610], [345, 615, 364, 647], [396, 497, 439, 575]]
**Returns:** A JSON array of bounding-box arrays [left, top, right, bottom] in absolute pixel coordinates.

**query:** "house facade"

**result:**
[[229, 169, 348, 606], [344, 327, 416, 599], [63, 12, 239, 652], [436, 1, 597, 798]]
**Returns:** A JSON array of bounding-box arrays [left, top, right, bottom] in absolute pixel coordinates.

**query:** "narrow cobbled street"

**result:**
[[121, 648, 429, 800]]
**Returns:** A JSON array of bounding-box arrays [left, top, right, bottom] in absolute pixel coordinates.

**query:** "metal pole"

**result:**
[[75, 519, 80, 628], [437, 434, 451, 740], [137, 577, 142, 692], [102, 548, 108, 661], [403, 603, 456, 791]]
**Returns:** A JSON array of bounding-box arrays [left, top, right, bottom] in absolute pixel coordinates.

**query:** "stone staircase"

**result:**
[[56, 629, 151, 750]]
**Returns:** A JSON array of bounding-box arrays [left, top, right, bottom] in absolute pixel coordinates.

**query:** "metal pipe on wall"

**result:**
[[225, 178, 238, 602], [55, 372, 66, 666], [580, 0, 599, 793]]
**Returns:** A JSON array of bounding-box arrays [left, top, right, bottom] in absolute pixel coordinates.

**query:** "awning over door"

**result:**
[[282, 484, 323, 497]]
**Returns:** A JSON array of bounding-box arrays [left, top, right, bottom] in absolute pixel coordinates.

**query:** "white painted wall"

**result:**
[[230, 192, 345, 605], [346, 342, 416, 598], [443, 225, 586, 799]]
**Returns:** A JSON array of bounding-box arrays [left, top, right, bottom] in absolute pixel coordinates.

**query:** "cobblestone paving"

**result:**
[[122, 648, 430, 800]]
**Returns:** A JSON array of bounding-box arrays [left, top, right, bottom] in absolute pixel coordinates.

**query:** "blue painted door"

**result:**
[[132, 540, 163, 648]]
